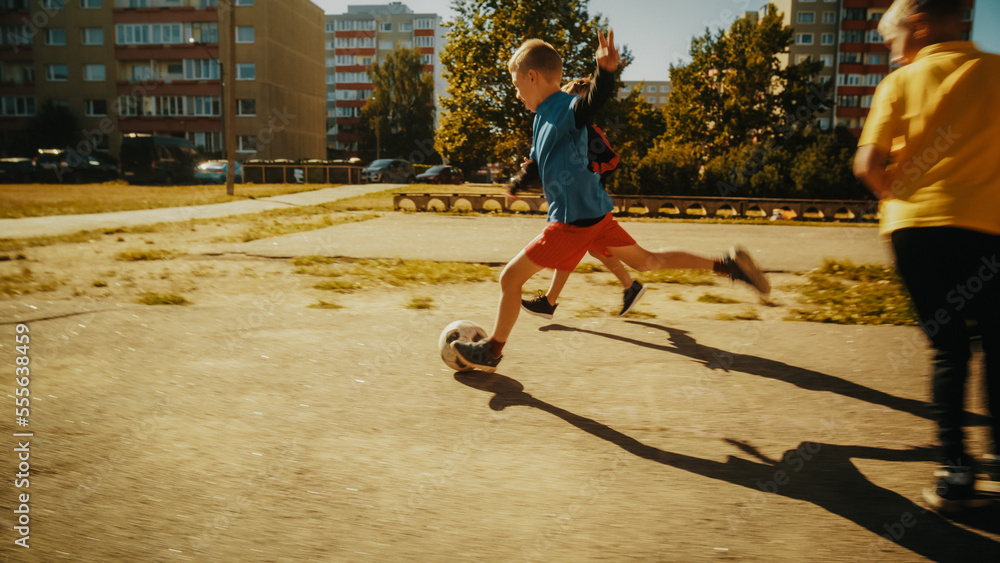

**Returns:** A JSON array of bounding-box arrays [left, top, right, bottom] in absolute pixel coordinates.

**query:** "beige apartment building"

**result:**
[[767, 0, 975, 135], [325, 2, 444, 158], [0, 0, 325, 160], [618, 80, 672, 109]]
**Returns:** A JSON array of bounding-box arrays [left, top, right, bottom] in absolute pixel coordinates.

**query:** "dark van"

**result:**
[[120, 134, 201, 185]]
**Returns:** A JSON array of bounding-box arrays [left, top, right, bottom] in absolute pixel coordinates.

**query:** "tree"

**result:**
[[662, 5, 830, 165], [19, 100, 80, 154], [436, 0, 620, 175], [597, 88, 667, 194], [360, 47, 437, 163]]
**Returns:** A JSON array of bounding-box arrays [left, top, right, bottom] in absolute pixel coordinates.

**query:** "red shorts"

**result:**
[[525, 212, 636, 272]]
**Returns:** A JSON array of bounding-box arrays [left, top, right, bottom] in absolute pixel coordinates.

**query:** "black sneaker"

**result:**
[[721, 246, 770, 295], [619, 281, 647, 316], [452, 339, 502, 373], [521, 293, 557, 319], [923, 468, 992, 512]]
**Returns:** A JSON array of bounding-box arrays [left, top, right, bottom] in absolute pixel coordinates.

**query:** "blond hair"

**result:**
[[508, 39, 562, 80], [878, 0, 917, 36], [561, 77, 590, 96]]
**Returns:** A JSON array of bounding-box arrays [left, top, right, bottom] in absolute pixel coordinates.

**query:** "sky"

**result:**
[[312, 0, 1000, 81]]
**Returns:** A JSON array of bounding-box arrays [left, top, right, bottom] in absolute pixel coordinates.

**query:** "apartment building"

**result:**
[[325, 2, 444, 158], [0, 0, 325, 160], [618, 80, 672, 109], [767, 0, 975, 135]]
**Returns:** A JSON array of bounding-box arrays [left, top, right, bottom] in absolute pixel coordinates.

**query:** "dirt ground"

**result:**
[[0, 211, 998, 562]]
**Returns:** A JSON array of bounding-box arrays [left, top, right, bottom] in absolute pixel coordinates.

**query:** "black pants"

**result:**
[[891, 227, 1000, 468]]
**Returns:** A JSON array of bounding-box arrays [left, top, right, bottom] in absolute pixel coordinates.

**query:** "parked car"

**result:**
[[363, 158, 415, 183], [0, 158, 34, 183], [120, 134, 201, 185], [32, 149, 119, 183], [416, 165, 465, 185], [194, 160, 244, 184]]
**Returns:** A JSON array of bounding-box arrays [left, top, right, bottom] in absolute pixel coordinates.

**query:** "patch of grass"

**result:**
[[300, 258, 496, 292], [697, 293, 741, 304], [115, 248, 175, 261], [1, 267, 34, 296], [406, 296, 434, 310], [621, 309, 656, 319], [573, 304, 608, 318], [636, 269, 718, 286], [92, 280, 107, 288], [308, 300, 344, 310], [669, 293, 685, 301], [0, 182, 341, 219], [235, 212, 379, 242], [137, 292, 191, 305], [717, 307, 761, 321], [574, 262, 606, 274], [788, 259, 917, 325]]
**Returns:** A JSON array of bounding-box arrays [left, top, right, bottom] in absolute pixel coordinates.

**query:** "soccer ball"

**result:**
[[439, 320, 488, 371]]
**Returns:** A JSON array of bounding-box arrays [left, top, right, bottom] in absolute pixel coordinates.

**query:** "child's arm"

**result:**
[[573, 30, 620, 128], [507, 159, 540, 195]]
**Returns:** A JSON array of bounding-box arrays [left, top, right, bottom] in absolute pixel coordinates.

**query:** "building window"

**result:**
[[841, 30, 864, 43], [414, 36, 433, 48], [335, 37, 375, 48], [820, 55, 833, 68], [795, 33, 814, 45], [867, 53, 885, 65], [821, 33, 834, 46], [864, 74, 886, 86], [866, 30, 883, 43], [963, 9, 973, 21], [414, 18, 433, 29], [235, 0, 253, 5], [817, 118, 830, 130], [236, 63, 255, 80], [837, 95, 859, 107], [85, 99, 107, 116], [822, 12, 836, 24], [46, 28, 66, 46], [380, 23, 392, 32], [660, 85, 670, 92], [183, 59, 220, 80], [47, 64, 68, 81], [420, 54, 432, 65], [237, 98, 256, 116], [842, 8, 866, 21], [82, 28, 104, 45], [335, 19, 375, 31], [236, 26, 254, 43], [132, 64, 152, 81], [185, 131, 221, 153], [116, 23, 185, 45], [83, 64, 106, 81], [237, 135, 258, 152], [861, 95, 873, 108], [0, 25, 32, 46], [869, 11, 884, 20], [81, 0, 101, 7], [400, 22, 412, 32], [1, 96, 35, 116], [797, 13, 815, 24], [335, 55, 355, 65], [839, 51, 861, 64], [325, 23, 335, 32], [41, 0, 64, 8], [379, 40, 393, 50]]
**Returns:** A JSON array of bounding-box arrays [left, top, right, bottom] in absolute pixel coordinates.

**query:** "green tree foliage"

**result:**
[[664, 5, 829, 163], [650, 4, 871, 200], [598, 88, 667, 194], [360, 47, 437, 163], [436, 0, 613, 175], [19, 100, 80, 154]]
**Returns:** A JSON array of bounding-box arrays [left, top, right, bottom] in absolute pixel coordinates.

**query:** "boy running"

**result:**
[[453, 31, 769, 373]]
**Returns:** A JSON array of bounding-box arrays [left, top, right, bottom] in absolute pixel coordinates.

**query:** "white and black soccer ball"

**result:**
[[438, 320, 487, 371]]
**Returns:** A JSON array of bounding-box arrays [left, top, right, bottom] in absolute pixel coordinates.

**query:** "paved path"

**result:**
[[231, 213, 893, 272], [0, 183, 405, 239]]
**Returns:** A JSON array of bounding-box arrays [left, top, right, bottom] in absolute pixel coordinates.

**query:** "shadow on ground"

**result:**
[[456, 320, 1000, 562]]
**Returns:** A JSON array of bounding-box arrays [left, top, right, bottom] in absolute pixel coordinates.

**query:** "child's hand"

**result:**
[[596, 29, 620, 72]]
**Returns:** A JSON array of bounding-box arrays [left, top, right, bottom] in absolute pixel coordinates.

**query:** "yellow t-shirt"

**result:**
[[858, 42, 1000, 237]]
